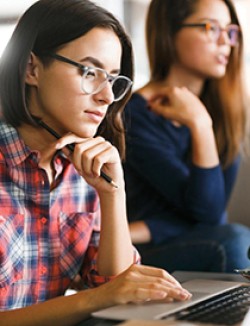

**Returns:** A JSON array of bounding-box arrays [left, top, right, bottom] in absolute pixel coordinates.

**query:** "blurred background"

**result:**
[[0, 0, 250, 225], [0, 0, 250, 89]]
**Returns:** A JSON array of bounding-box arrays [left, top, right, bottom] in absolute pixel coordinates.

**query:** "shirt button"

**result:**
[[40, 217, 47, 224], [41, 180, 45, 186]]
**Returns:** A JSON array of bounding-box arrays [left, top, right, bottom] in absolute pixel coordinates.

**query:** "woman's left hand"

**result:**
[[55, 133, 123, 191]]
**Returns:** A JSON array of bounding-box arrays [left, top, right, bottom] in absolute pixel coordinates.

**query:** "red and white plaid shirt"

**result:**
[[0, 121, 140, 310]]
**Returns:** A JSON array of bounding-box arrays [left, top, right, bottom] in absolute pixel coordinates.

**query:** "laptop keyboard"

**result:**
[[171, 285, 250, 325]]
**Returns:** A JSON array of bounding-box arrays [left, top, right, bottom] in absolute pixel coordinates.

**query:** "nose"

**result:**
[[217, 29, 231, 46], [94, 81, 115, 105]]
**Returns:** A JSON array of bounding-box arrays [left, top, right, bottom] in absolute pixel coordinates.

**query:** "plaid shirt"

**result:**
[[0, 121, 139, 310]]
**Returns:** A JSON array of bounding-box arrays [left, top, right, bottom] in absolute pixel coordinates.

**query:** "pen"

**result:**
[[35, 118, 118, 188]]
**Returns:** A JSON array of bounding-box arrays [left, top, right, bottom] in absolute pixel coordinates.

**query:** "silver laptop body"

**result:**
[[92, 279, 249, 322]]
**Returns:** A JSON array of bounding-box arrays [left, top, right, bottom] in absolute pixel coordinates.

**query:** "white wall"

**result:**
[[0, 0, 36, 17], [95, 0, 124, 22]]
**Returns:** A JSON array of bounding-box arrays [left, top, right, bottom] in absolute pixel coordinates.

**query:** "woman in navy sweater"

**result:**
[[123, 0, 250, 272]]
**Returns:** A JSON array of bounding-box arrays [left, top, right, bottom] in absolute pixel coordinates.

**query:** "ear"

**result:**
[[25, 52, 40, 86]]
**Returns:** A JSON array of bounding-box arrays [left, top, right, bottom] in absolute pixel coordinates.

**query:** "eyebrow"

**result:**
[[80, 56, 120, 74]]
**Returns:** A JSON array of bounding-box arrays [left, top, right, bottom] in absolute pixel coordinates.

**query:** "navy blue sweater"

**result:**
[[123, 93, 240, 245]]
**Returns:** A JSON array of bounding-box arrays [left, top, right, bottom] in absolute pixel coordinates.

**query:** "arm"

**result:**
[[97, 183, 135, 275], [148, 86, 240, 215], [0, 264, 192, 326], [56, 134, 134, 276], [124, 90, 230, 224], [0, 134, 192, 325]]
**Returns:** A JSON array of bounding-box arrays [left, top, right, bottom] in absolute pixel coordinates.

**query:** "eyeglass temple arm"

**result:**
[[45, 53, 87, 71]]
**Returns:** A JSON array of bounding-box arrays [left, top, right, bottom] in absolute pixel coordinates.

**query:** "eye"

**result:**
[[85, 68, 97, 80]]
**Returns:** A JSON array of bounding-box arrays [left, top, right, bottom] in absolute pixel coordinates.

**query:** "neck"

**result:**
[[165, 65, 205, 96]]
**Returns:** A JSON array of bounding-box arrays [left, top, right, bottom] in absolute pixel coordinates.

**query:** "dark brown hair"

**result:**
[[0, 0, 134, 159], [146, 0, 248, 167]]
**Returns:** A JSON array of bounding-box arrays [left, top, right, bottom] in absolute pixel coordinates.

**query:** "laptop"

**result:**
[[92, 274, 250, 325]]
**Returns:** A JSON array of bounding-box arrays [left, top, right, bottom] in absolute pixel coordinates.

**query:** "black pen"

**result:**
[[35, 118, 118, 188]]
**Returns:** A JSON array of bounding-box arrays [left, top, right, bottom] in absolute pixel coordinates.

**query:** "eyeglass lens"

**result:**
[[81, 67, 131, 101], [207, 22, 239, 46], [227, 26, 239, 46]]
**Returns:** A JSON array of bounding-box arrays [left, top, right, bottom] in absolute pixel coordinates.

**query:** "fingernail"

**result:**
[[156, 291, 167, 299], [180, 291, 192, 299]]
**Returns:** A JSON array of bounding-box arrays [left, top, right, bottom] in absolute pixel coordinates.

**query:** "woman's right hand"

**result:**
[[0, 264, 192, 326], [88, 264, 192, 308], [147, 86, 212, 130], [147, 86, 219, 167]]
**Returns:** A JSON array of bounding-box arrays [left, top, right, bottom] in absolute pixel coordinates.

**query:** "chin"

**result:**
[[207, 69, 226, 80], [76, 128, 98, 139], [215, 66, 227, 77]]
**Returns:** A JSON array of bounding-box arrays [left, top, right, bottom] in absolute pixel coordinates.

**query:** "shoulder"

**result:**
[[126, 92, 147, 109], [125, 82, 156, 109]]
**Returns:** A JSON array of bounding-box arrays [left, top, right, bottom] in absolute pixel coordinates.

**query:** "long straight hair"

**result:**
[[146, 0, 248, 167], [0, 0, 134, 159]]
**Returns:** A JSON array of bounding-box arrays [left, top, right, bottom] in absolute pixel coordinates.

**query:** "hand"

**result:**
[[148, 86, 219, 167], [96, 264, 192, 306], [129, 221, 152, 244], [148, 86, 212, 130], [55, 133, 123, 191]]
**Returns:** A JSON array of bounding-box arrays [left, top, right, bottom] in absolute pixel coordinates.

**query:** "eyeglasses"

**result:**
[[45, 53, 133, 102], [180, 21, 240, 47]]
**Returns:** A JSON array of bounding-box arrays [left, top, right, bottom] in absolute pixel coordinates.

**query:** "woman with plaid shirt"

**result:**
[[0, 0, 191, 325]]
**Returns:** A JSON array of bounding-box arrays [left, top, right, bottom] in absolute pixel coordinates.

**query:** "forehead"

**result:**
[[60, 27, 122, 69], [186, 0, 231, 25]]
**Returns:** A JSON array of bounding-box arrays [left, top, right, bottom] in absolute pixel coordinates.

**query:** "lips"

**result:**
[[217, 53, 229, 65], [85, 110, 105, 123]]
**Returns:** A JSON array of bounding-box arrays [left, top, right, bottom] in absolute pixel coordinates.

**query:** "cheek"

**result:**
[[39, 74, 81, 111], [175, 37, 216, 69]]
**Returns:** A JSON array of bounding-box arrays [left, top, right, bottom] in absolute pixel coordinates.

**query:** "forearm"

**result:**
[[185, 164, 226, 222], [190, 121, 219, 168], [97, 185, 134, 275], [0, 290, 99, 326]]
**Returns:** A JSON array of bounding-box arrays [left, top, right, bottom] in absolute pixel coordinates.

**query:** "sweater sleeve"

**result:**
[[124, 94, 240, 231]]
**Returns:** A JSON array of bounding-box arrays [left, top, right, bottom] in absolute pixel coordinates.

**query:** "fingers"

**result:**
[[130, 280, 191, 303], [147, 86, 208, 128], [55, 135, 119, 178], [113, 264, 192, 304], [133, 265, 192, 302], [133, 264, 182, 288], [73, 137, 112, 177]]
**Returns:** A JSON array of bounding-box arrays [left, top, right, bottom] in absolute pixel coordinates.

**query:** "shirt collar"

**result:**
[[0, 120, 35, 166], [0, 120, 71, 168]]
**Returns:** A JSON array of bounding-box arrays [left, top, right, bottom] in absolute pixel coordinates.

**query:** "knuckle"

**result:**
[[148, 283, 159, 291], [94, 155, 102, 166], [125, 270, 136, 281], [171, 86, 178, 94], [95, 136, 105, 142], [157, 268, 168, 279], [134, 288, 143, 300]]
